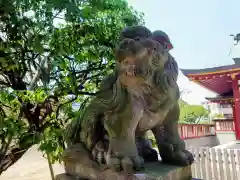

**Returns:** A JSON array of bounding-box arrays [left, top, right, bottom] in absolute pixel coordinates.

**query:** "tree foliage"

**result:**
[[0, 0, 144, 173], [179, 101, 209, 124], [212, 113, 224, 119]]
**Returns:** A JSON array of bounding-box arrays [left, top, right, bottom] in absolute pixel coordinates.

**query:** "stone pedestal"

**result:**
[[55, 162, 193, 180]]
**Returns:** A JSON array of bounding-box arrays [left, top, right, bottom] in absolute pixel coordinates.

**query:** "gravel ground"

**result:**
[[0, 145, 65, 180]]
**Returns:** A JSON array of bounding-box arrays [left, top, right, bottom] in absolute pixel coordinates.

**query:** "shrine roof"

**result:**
[[181, 64, 240, 76], [205, 91, 233, 103], [180, 64, 240, 95]]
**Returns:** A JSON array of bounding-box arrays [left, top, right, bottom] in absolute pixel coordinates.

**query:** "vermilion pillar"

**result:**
[[232, 75, 240, 140], [232, 104, 236, 131]]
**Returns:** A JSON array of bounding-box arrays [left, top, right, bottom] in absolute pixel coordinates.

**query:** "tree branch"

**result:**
[[53, 9, 64, 20], [29, 56, 48, 90], [0, 102, 12, 109], [75, 67, 103, 75], [78, 91, 96, 96], [56, 96, 78, 120]]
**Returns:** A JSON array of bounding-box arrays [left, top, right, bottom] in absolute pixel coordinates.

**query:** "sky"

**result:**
[[127, 0, 240, 104]]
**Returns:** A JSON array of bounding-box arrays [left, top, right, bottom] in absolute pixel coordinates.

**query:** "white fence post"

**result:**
[[190, 147, 240, 180], [210, 148, 217, 179]]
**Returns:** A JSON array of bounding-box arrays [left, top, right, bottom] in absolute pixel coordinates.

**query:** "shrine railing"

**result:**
[[178, 124, 216, 140], [215, 120, 235, 131]]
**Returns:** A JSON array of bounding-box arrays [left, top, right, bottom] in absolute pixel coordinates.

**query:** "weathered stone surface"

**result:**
[[55, 174, 74, 180], [63, 25, 194, 180], [55, 162, 192, 180]]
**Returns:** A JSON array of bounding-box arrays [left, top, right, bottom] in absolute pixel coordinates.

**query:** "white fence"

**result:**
[[189, 147, 240, 180]]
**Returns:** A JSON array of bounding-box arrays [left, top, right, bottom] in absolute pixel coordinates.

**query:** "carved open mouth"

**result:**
[[125, 64, 136, 77]]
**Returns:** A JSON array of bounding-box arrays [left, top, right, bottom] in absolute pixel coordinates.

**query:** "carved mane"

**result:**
[[65, 71, 129, 150]]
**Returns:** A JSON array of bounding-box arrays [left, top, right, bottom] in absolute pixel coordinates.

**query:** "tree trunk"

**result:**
[[0, 146, 29, 175]]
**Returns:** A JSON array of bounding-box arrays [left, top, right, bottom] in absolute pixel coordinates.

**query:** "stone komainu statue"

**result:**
[[63, 26, 194, 180]]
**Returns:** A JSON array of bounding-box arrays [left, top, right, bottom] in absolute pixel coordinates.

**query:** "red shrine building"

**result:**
[[181, 53, 240, 141]]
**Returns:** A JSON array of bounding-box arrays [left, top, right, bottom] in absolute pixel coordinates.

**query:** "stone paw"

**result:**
[[162, 149, 194, 166], [92, 140, 109, 165], [182, 149, 194, 165], [140, 147, 158, 162], [106, 154, 144, 173]]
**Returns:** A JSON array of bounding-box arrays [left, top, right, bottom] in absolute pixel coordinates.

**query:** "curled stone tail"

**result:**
[[64, 99, 89, 146], [64, 117, 82, 146]]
